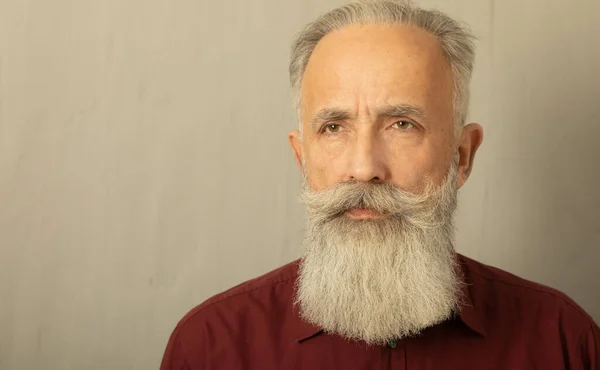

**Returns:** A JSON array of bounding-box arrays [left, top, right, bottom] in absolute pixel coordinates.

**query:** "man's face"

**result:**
[[290, 24, 460, 199], [290, 25, 474, 202]]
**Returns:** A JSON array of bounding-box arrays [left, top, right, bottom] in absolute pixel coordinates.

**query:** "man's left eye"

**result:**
[[391, 121, 414, 130]]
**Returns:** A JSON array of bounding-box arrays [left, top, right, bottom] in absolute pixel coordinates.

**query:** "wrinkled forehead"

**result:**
[[300, 24, 454, 126]]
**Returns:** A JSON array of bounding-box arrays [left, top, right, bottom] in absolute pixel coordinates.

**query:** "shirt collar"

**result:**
[[293, 253, 488, 342], [293, 311, 323, 343], [456, 253, 488, 336]]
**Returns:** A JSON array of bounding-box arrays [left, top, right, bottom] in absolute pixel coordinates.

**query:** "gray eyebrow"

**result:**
[[312, 108, 351, 123], [376, 104, 426, 120]]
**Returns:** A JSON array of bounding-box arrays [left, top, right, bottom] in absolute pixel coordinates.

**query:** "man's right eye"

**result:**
[[322, 124, 341, 134]]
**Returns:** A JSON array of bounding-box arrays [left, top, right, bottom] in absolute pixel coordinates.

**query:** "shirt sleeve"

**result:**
[[160, 325, 189, 370]]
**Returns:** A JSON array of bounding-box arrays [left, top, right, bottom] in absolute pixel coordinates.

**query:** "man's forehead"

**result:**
[[300, 24, 453, 123], [302, 24, 448, 81]]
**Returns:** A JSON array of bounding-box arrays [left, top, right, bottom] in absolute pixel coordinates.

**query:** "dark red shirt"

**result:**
[[160, 254, 600, 369]]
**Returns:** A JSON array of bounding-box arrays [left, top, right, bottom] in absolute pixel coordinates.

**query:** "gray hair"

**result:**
[[289, 0, 476, 135]]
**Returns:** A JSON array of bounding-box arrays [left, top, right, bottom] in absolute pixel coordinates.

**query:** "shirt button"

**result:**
[[387, 340, 398, 349]]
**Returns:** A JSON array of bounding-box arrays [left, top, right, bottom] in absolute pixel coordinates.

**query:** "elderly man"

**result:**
[[161, 0, 600, 369]]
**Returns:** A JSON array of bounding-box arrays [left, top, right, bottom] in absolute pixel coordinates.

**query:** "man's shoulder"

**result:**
[[460, 254, 595, 327], [161, 261, 303, 368], [203, 259, 299, 307], [175, 259, 300, 330]]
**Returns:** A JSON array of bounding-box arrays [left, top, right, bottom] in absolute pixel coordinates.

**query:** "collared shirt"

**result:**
[[160, 254, 600, 369]]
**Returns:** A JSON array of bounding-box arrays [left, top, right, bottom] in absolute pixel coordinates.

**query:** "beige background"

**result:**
[[0, 0, 599, 369]]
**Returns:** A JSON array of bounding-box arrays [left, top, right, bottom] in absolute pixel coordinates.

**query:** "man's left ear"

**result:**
[[457, 123, 484, 189]]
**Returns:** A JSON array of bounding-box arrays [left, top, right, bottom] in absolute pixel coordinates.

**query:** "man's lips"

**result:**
[[345, 208, 384, 219]]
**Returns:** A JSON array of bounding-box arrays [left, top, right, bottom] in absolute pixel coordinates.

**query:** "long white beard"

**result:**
[[296, 161, 463, 345]]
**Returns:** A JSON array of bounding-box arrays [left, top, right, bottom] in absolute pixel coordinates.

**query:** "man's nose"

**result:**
[[345, 132, 387, 183]]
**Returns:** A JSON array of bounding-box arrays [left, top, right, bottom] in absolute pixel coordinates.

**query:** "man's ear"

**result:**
[[457, 123, 484, 189], [288, 130, 304, 174]]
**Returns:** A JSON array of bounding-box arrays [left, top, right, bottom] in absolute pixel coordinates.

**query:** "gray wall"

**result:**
[[0, 0, 598, 369]]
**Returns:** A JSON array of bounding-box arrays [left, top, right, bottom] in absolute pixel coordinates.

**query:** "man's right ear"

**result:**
[[288, 130, 304, 174]]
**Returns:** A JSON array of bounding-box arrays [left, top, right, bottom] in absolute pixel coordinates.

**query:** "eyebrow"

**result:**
[[376, 104, 426, 120], [310, 104, 426, 131], [311, 108, 352, 129]]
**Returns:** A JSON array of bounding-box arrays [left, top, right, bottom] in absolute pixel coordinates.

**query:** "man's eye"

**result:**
[[322, 124, 342, 133], [391, 121, 414, 130]]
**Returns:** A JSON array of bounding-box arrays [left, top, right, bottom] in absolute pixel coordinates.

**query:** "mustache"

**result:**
[[299, 179, 454, 228]]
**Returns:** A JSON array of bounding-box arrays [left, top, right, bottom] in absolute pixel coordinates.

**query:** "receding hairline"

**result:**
[[309, 22, 447, 63], [289, 0, 476, 133], [301, 22, 453, 94]]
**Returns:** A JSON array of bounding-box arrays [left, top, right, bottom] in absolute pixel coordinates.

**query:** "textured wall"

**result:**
[[0, 0, 598, 369]]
